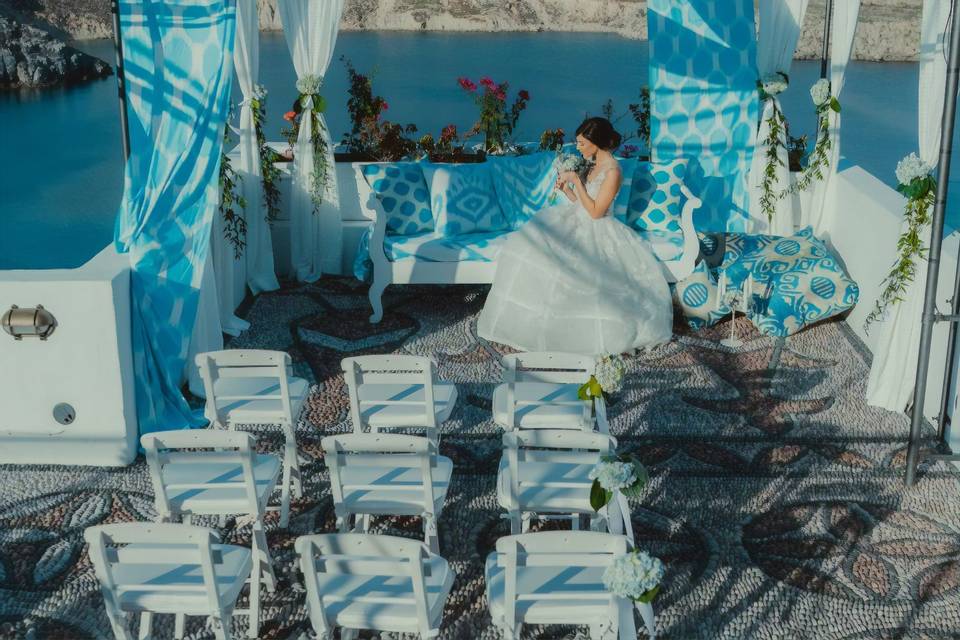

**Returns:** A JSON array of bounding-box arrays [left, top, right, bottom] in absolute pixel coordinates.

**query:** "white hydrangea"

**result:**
[[557, 153, 585, 173], [296, 74, 322, 95], [602, 551, 665, 600], [761, 73, 788, 97], [895, 152, 933, 186], [589, 460, 637, 491], [810, 78, 831, 106], [253, 84, 268, 101], [594, 355, 626, 393]]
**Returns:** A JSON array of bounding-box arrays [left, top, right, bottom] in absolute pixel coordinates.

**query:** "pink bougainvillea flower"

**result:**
[[381, 101, 389, 111], [494, 89, 506, 101], [283, 110, 297, 122], [458, 77, 477, 92], [479, 76, 495, 88], [518, 89, 530, 101]]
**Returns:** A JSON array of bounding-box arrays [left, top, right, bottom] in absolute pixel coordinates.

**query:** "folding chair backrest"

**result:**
[[341, 355, 437, 431], [321, 433, 436, 515], [141, 430, 261, 520], [495, 531, 627, 629], [85, 523, 226, 616], [501, 352, 596, 384], [296, 533, 432, 634], [502, 430, 617, 510], [195, 349, 294, 426]]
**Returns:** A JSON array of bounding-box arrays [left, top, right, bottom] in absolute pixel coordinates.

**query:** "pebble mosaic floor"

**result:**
[[2, 278, 960, 639]]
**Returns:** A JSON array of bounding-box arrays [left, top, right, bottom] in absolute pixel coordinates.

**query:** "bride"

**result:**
[[477, 117, 673, 356]]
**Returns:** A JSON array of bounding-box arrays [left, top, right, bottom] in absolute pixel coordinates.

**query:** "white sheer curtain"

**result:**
[[211, 203, 250, 335], [186, 251, 224, 397], [866, 0, 951, 411], [747, 0, 809, 236], [806, 0, 860, 235], [235, 0, 279, 295], [279, 0, 345, 282]]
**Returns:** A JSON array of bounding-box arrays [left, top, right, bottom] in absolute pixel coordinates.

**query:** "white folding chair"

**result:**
[[322, 433, 452, 553], [141, 430, 281, 638], [195, 349, 309, 526], [297, 533, 454, 639], [85, 522, 252, 640], [498, 429, 618, 534], [485, 531, 656, 639], [342, 355, 458, 444], [494, 352, 609, 434]]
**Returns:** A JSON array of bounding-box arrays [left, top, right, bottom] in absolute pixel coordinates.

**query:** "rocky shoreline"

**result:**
[[0, 14, 110, 89]]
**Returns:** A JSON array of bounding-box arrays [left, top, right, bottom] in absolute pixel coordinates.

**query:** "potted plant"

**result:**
[[420, 123, 485, 164], [458, 75, 529, 156]]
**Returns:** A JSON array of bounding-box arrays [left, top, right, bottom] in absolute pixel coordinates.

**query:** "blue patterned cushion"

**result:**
[[422, 163, 509, 237], [638, 228, 685, 262], [361, 163, 433, 236], [488, 152, 557, 230], [674, 261, 731, 329], [626, 159, 688, 232]]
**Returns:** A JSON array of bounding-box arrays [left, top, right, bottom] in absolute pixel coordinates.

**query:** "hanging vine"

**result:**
[[251, 84, 282, 223], [219, 120, 247, 260], [785, 78, 840, 196], [864, 154, 937, 333], [757, 72, 789, 222]]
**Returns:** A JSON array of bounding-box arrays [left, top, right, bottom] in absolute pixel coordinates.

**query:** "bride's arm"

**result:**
[[569, 170, 621, 219], [555, 175, 578, 202]]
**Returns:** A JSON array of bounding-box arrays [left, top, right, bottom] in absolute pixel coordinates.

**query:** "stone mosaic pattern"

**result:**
[[1, 279, 959, 639], [648, 0, 759, 233]]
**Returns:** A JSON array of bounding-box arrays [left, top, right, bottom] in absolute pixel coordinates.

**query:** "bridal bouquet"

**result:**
[[556, 152, 586, 175], [589, 452, 648, 510], [603, 550, 665, 604]]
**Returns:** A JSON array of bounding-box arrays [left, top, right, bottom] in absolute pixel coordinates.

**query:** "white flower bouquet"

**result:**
[[760, 72, 788, 98], [296, 74, 322, 96], [588, 453, 649, 511], [603, 550, 665, 603], [556, 152, 586, 174], [810, 78, 831, 106], [578, 354, 627, 403], [895, 152, 934, 190]]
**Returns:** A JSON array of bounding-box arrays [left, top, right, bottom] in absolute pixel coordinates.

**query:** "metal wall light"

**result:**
[[1, 305, 57, 340]]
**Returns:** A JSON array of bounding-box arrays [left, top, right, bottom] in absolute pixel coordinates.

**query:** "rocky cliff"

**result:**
[[0, 15, 111, 88], [0, 0, 927, 61]]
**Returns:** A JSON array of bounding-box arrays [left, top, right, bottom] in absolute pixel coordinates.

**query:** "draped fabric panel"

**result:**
[[806, 0, 861, 234], [747, 0, 809, 236], [236, 0, 279, 296], [211, 202, 250, 336], [114, 0, 237, 435], [279, 0, 345, 282], [866, 0, 951, 412]]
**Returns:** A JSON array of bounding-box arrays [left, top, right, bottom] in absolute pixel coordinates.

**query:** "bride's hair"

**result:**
[[575, 117, 622, 151]]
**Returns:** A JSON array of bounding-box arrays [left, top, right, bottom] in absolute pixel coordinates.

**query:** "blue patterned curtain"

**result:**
[[648, 0, 759, 232], [114, 0, 237, 435]]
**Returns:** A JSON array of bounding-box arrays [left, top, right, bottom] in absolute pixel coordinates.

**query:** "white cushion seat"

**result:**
[[316, 554, 454, 632], [492, 382, 591, 429], [338, 456, 453, 515], [359, 382, 458, 428], [214, 376, 309, 423], [385, 230, 509, 263], [638, 228, 685, 262], [113, 543, 252, 615], [496, 457, 594, 513], [485, 554, 613, 625], [163, 454, 282, 515]]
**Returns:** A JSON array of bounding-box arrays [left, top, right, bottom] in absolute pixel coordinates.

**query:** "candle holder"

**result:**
[[717, 273, 754, 349]]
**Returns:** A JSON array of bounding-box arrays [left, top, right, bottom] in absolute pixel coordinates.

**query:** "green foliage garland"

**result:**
[[219, 122, 247, 259], [251, 85, 282, 223], [786, 90, 840, 196], [759, 100, 788, 222]]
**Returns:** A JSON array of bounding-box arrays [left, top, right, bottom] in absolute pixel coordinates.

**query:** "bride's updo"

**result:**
[[575, 117, 622, 151]]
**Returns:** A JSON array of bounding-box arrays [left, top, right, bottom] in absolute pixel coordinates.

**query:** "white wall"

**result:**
[[0, 245, 138, 466], [825, 165, 960, 452]]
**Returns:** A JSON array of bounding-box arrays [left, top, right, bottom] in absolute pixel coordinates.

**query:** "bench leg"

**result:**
[[368, 277, 388, 324]]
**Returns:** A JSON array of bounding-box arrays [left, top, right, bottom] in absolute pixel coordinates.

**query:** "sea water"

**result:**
[[0, 31, 926, 270]]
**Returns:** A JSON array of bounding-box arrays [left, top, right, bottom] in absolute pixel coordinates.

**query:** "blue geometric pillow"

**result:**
[[422, 162, 509, 237], [361, 163, 434, 237], [626, 159, 688, 233], [488, 152, 557, 230], [674, 261, 731, 330]]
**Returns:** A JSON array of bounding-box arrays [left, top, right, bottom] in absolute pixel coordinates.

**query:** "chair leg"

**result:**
[[368, 277, 388, 324], [247, 559, 260, 639], [210, 611, 231, 640], [590, 620, 617, 640], [521, 512, 532, 533], [336, 513, 351, 533], [252, 520, 277, 593], [360, 514, 372, 532], [102, 602, 132, 640], [284, 430, 303, 499], [174, 614, 185, 640], [423, 513, 439, 553], [508, 511, 522, 535], [637, 602, 656, 639], [571, 513, 581, 531], [137, 612, 152, 640]]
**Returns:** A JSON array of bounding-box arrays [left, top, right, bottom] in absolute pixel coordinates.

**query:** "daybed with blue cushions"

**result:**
[[353, 152, 703, 323]]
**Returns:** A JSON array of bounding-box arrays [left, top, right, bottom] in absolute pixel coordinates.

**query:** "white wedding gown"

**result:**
[[477, 160, 673, 355]]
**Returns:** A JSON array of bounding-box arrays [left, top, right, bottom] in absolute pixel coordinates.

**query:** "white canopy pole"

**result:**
[[747, 0, 810, 236], [279, 0, 346, 282], [866, 0, 951, 413], [236, 0, 279, 296], [805, 0, 860, 235]]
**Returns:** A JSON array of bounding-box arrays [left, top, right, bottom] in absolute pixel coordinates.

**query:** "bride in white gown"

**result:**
[[477, 117, 673, 356]]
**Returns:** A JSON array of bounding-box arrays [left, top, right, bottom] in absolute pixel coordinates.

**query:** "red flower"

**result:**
[[494, 89, 506, 102], [381, 101, 389, 111], [458, 77, 477, 92], [518, 89, 530, 101], [283, 110, 297, 122], [479, 76, 495, 88], [441, 124, 457, 141]]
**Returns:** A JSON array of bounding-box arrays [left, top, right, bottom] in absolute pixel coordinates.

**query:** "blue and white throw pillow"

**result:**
[[488, 152, 557, 230], [674, 261, 731, 329], [626, 159, 688, 233], [361, 163, 434, 236], [422, 162, 509, 237]]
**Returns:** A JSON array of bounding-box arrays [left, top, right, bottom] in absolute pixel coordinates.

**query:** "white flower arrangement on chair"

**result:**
[[579, 354, 627, 403], [603, 550, 665, 604], [588, 452, 648, 511]]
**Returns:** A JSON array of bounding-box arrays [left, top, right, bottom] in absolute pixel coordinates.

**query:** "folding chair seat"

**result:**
[[196, 349, 308, 526], [322, 433, 452, 553], [297, 533, 454, 639], [493, 352, 609, 433], [141, 430, 280, 638], [85, 523, 252, 640], [343, 355, 457, 443]]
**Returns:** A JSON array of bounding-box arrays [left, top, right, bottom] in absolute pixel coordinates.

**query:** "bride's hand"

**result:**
[[558, 170, 579, 185]]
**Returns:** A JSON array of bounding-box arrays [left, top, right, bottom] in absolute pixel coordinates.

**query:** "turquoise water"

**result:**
[[0, 31, 927, 270]]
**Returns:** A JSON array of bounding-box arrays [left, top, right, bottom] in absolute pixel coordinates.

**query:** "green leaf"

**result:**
[[830, 97, 841, 113], [590, 480, 608, 511], [637, 585, 660, 603], [314, 95, 328, 113]]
